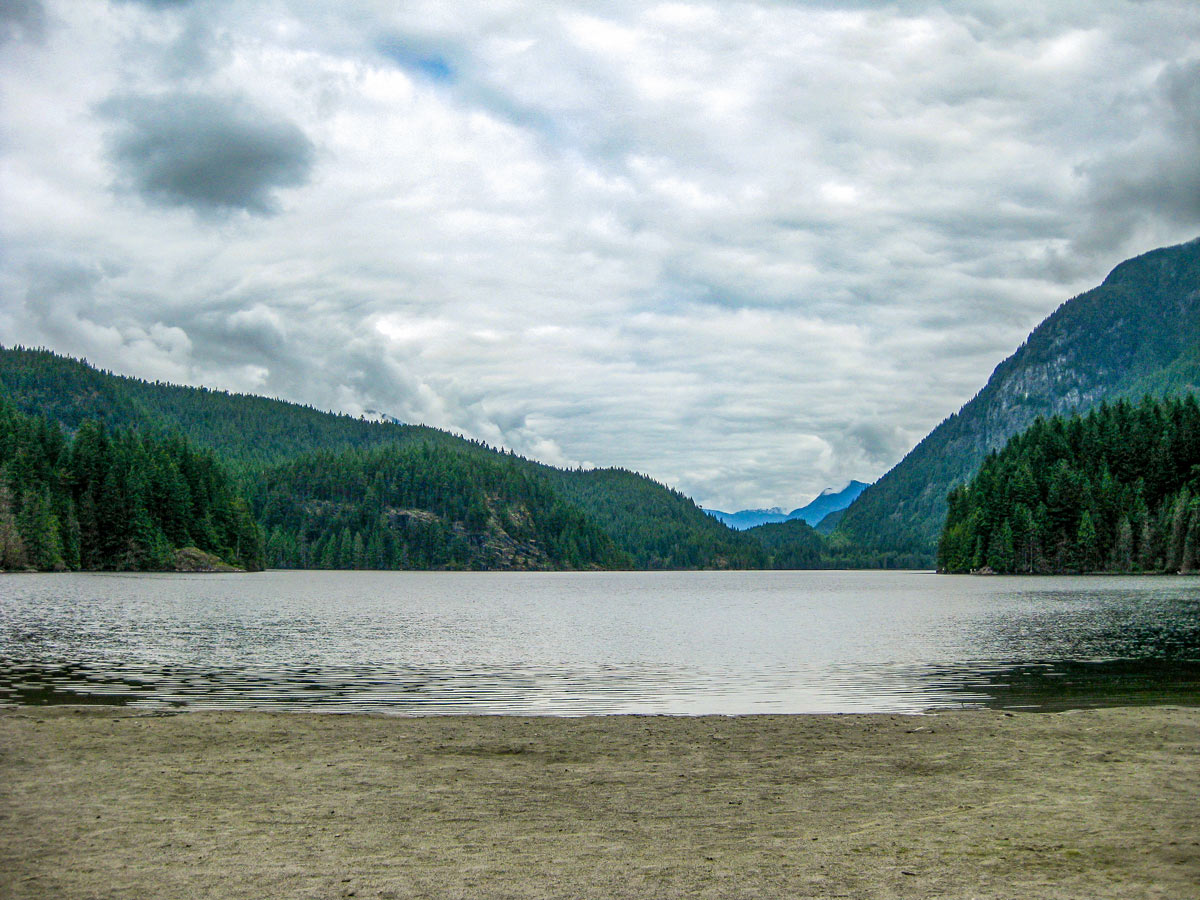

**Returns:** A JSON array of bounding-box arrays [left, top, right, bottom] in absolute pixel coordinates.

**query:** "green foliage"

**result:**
[[742, 519, 822, 569], [741, 517, 928, 570], [938, 396, 1200, 574], [0, 399, 262, 571], [0, 345, 476, 466], [249, 443, 632, 570]]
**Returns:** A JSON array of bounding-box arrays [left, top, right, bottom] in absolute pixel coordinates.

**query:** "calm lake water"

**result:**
[[0, 570, 1197, 715]]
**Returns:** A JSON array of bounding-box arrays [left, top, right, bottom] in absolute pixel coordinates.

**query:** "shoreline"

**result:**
[[3, 705, 1197, 899]]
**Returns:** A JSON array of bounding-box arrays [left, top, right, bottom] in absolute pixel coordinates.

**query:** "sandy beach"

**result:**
[[1, 705, 1197, 899]]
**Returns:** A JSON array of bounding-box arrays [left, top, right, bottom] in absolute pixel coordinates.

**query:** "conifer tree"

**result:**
[[1075, 510, 1099, 573], [939, 397, 1200, 575], [0, 481, 27, 570]]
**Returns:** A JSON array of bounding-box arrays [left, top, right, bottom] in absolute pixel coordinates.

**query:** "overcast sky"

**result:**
[[2, 1, 1199, 511]]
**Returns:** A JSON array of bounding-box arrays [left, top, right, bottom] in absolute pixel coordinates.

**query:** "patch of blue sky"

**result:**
[[376, 35, 456, 83]]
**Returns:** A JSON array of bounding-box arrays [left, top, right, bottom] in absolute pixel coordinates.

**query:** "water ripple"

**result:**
[[1, 570, 1198, 714]]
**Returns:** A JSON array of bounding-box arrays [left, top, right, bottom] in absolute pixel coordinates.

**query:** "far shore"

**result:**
[[2, 705, 1197, 899]]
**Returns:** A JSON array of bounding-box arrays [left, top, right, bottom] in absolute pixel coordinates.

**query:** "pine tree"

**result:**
[[938, 399, 1200, 575], [1166, 489, 1190, 572], [987, 519, 1015, 573], [0, 480, 27, 570], [1075, 510, 1099, 573], [1138, 518, 1158, 572], [18, 488, 64, 570], [1012, 503, 1035, 573], [1111, 515, 1134, 572], [1181, 501, 1200, 574]]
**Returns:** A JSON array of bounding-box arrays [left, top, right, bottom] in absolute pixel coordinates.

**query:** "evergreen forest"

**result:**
[[249, 444, 632, 570], [0, 346, 832, 571], [938, 397, 1200, 574], [12, 345, 1200, 575], [0, 399, 262, 571]]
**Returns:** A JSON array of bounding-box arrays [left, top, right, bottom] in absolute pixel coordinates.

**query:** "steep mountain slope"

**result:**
[[814, 508, 846, 535], [835, 236, 1200, 563]]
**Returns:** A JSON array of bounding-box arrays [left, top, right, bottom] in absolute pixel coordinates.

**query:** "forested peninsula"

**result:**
[[938, 397, 1200, 574]]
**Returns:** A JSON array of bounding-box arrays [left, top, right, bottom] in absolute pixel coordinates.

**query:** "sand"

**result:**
[[1, 705, 1197, 899]]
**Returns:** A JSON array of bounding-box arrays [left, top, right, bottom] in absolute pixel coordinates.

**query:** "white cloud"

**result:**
[[3, 0, 1199, 511]]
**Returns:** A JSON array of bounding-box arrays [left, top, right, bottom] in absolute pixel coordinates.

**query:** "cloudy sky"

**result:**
[[2, 1, 1199, 511]]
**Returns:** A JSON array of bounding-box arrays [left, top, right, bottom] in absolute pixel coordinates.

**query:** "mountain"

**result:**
[[0, 345, 464, 464], [707, 481, 869, 531], [250, 443, 632, 571], [813, 508, 846, 535], [0, 345, 763, 570], [703, 507, 789, 530], [834, 236, 1200, 565], [787, 481, 869, 525]]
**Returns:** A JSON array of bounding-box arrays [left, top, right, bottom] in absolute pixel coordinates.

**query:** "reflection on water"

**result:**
[[1, 571, 1197, 715], [921, 658, 1200, 712]]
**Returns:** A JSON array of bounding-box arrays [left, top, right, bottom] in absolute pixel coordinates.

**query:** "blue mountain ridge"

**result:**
[[706, 480, 869, 531]]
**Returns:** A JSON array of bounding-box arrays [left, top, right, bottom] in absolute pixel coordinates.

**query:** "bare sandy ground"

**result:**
[[1, 706, 1197, 899]]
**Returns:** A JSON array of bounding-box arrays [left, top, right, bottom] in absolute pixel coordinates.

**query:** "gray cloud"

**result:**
[[114, 0, 195, 7], [99, 92, 315, 215], [1074, 57, 1200, 256], [0, 0, 45, 45], [5, 1, 1200, 511]]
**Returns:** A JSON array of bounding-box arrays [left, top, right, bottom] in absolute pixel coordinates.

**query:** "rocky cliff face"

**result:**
[[835, 237, 1200, 561]]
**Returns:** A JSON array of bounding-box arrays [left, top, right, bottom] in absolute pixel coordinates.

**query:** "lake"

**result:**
[[1, 570, 1197, 715]]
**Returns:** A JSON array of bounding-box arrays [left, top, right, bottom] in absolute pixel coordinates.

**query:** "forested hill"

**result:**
[[835, 236, 1200, 565], [542, 467, 768, 569], [939, 397, 1200, 574], [0, 345, 786, 570], [250, 444, 632, 571], [0, 345, 472, 464]]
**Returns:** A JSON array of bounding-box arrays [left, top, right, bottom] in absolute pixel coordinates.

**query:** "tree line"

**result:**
[[0, 345, 865, 572], [938, 396, 1200, 574]]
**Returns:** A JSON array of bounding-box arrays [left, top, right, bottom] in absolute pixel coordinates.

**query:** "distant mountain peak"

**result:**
[[706, 480, 868, 530], [786, 480, 869, 526], [703, 507, 790, 530]]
